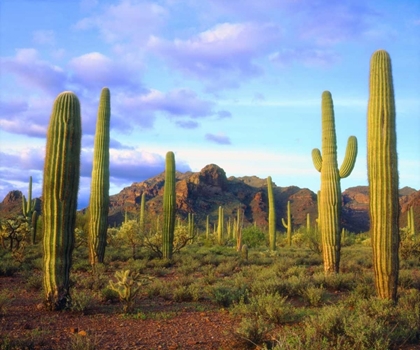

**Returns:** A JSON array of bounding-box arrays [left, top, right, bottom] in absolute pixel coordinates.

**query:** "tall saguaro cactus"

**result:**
[[281, 201, 292, 247], [367, 50, 399, 301], [22, 176, 36, 220], [139, 192, 146, 240], [267, 176, 276, 251], [217, 206, 224, 245], [312, 91, 358, 273], [88, 87, 111, 266], [162, 151, 176, 259], [42, 91, 81, 310]]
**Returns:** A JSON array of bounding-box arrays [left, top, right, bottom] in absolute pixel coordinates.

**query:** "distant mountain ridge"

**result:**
[[0, 164, 419, 233]]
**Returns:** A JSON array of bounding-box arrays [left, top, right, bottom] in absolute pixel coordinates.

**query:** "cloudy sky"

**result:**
[[1, 0, 419, 209]]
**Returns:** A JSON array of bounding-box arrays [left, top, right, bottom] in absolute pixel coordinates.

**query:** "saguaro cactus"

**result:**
[[367, 49, 399, 301], [267, 176, 276, 251], [22, 176, 36, 220], [312, 91, 358, 273], [217, 206, 224, 245], [407, 207, 416, 236], [162, 151, 176, 259], [42, 91, 81, 310], [88, 87, 111, 266], [139, 192, 146, 240], [281, 201, 292, 247]]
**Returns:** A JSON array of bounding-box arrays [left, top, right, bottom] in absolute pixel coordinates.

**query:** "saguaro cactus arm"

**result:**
[[312, 149, 322, 172], [339, 136, 358, 178]]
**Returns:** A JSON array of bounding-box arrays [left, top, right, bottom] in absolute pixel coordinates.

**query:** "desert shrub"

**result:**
[[400, 234, 420, 265], [173, 285, 193, 302], [241, 226, 267, 248], [0, 260, 19, 276], [231, 292, 298, 347], [211, 284, 248, 307], [70, 289, 95, 314], [301, 285, 326, 307], [215, 259, 241, 276], [25, 271, 43, 291], [176, 255, 202, 276], [100, 287, 119, 303]]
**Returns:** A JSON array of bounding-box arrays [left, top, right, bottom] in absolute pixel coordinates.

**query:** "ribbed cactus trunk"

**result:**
[[31, 211, 39, 245], [312, 91, 358, 274], [281, 200, 292, 247], [267, 176, 276, 251], [162, 151, 176, 259], [88, 87, 111, 266], [139, 192, 146, 242], [206, 215, 210, 239], [217, 206, 224, 245], [407, 207, 415, 236], [42, 91, 81, 310], [367, 50, 399, 301]]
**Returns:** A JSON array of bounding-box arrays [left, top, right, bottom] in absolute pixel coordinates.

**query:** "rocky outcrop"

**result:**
[[1, 164, 419, 233]]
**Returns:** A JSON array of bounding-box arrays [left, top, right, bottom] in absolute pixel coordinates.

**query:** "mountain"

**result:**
[[1, 164, 419, 234]]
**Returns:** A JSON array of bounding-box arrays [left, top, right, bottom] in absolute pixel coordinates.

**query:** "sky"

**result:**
[[0, 0, 419, 210]]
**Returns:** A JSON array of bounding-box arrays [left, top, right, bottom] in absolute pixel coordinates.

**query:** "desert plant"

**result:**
[[267, 176, 276, 250], [162, 151, 176, 259], [311, 91, 358, 274], [108, 269, 152, 313], [217, 206, 224, 245], [367, 49, 399, 301], [407, 206, 416, 236], [88, 87, 111, 266], [22, 176, 38, 244], [42, 91, 81, 311], [282, 200, 293, 247]]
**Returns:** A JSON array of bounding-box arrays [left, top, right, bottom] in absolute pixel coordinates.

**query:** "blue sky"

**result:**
[[0, 0, 419, 209]]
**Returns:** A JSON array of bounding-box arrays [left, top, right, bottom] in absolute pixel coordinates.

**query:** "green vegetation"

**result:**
[[162, 151, 176, 259], [311, 91, 358, 274], [88, 87, 111, 266], [367, 49, 399, 301], [267, 176, 276, 251], [1, 231, 419, 349], [42, 91, 81, 311]]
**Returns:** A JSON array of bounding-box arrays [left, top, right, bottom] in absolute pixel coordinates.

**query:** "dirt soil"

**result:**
[[0, 275, 245, 350]]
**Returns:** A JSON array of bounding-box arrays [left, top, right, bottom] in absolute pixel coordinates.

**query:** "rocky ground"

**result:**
[[1, 274, 244, 350]]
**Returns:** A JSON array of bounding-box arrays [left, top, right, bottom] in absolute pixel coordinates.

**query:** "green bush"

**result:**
[[241, 226, 267, 248]]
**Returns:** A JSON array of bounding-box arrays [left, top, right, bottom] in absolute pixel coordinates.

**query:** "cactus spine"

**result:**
[[267, 176, 276, 251], [42, 91, 81, 310], [88, 87, 111, 266], [312, 91, 358, 273], [281, 200, 292, 247], [367, 50, 399, 301], [162, 151, 176, 259]]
